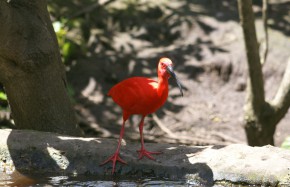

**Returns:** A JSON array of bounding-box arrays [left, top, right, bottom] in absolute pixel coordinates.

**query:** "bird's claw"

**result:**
[[137, 149, 162, 160], [100, 153, 127, 174]]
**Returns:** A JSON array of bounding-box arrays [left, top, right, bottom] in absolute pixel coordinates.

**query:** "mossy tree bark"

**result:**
[[238, 0, 290, 146], [0, 0, 80, 136]]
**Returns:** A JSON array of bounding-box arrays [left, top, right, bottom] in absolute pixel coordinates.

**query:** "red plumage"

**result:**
[[108, 77, 168, 116]]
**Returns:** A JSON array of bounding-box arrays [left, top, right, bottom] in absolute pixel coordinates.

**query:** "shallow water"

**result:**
[[1, 173, 193, 187], [1, 171, 258, 186], [39, 175, 187, 186]]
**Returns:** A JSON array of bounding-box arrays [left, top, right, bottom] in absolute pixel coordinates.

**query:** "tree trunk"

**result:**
[[238, 0, 290, 146], [244, 103, 276, 146], [0, 0, 80, 136]]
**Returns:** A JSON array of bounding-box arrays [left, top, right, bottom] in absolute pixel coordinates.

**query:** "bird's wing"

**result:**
[[108, 77, 158, 113]]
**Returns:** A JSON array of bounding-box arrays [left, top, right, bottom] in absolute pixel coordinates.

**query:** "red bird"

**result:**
[[100, 57, 183, 173]]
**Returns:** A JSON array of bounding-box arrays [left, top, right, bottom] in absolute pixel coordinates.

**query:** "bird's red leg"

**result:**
[[137, 115, 162, 160], [100, 116, 128, 173]]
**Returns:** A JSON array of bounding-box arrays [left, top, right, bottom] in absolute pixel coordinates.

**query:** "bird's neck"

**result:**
[[157, 76, 169, 97]]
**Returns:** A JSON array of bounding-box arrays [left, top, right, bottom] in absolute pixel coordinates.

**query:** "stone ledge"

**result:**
[[0, 129, 289, 186]]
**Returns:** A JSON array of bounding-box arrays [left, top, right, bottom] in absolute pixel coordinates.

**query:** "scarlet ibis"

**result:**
[[100, 57, 183, 173]]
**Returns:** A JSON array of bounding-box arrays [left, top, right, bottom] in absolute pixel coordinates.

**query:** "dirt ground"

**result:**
[[67, 1, 290, 147]]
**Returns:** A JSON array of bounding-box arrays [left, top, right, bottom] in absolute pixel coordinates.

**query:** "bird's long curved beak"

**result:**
[[166, 66, 184, 97]]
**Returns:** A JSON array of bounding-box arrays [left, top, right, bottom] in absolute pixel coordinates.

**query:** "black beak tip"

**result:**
[[166, 66, 184, 97], [178, 85, 184, 97]]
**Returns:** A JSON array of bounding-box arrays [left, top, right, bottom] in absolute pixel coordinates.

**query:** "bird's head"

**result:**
[[158, 57, 184, 97]]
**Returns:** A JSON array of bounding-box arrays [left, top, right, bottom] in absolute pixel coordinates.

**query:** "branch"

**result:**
[[152, 114, 239, 145], [152, 113, 178, 138], [238, 0, 265, 115], [271, 58, 290, 122], [261, 0, 269, 65]]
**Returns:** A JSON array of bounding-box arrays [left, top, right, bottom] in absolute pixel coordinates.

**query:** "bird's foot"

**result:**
[[137, 148, 162, 160], [99, 152, 127, 174]]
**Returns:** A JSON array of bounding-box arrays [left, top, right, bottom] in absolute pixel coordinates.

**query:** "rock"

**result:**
[[0, 129, 289, 186]]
